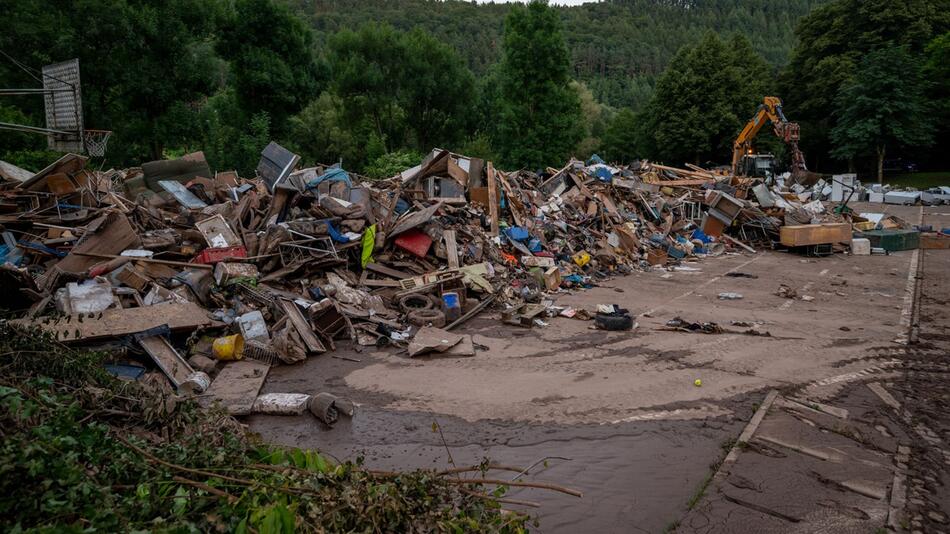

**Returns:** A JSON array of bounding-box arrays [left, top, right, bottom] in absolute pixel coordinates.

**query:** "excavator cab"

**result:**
[[737, 153, 777, 181]]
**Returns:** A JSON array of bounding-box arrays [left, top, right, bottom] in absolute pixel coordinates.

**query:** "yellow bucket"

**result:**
[[212, 334, 245, 361], [572, 251, 591, 267]]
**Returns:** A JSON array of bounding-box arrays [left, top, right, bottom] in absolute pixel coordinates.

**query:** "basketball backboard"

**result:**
[[42, 59, 83, 152]]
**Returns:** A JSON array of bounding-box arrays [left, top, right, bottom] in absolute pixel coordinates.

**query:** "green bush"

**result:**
[[0, 326, 527, 533]]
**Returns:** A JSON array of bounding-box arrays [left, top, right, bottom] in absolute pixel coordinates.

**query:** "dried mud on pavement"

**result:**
[[252, 204, 949, 533]]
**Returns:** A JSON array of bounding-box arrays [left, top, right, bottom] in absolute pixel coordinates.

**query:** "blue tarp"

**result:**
[[505, 226, 530, 242], [306, 166, 353, 191]]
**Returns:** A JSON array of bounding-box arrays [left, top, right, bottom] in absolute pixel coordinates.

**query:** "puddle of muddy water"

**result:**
[[248, 405, 742, 533]]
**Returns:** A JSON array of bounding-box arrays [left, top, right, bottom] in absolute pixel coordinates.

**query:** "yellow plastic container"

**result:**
[[572, 251, 591, 267], [212, 334, 245, 361]]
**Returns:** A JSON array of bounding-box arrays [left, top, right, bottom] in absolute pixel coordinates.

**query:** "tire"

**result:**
[[408, 309, 446, 328], [399, 293, 434, 313], [594, 313, 634, 331]]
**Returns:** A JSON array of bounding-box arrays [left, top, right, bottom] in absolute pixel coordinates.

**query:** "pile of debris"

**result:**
[[0, 145, 895, 418]]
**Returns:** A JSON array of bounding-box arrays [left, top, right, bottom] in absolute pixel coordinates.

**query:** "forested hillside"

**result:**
[[2, 0, 946, 180], [292, 0, 823, 109]]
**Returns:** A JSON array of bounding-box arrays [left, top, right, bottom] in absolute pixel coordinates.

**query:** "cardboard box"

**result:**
[[646, 249, 668, 265], [779, 223, 852, 247], [920, 232, 950, 249], [543, 266, 561, 291]]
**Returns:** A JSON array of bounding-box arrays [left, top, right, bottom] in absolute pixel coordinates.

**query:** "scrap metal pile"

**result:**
[[0, 144, 859, 417]]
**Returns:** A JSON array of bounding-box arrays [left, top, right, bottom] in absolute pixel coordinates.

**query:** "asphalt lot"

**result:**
[[250, 202, 948, 533]]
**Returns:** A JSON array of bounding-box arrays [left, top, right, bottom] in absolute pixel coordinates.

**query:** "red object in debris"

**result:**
[[193, 245, 248, 264], [394, 229, 432, 258]]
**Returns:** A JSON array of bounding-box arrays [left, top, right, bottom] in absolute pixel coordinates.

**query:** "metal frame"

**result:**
[[278, 230, 338, 267], [0, 57, 86, 153]]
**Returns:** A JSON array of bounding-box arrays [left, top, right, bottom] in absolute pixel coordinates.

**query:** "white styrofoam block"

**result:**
[[851, 238, 871, 255]]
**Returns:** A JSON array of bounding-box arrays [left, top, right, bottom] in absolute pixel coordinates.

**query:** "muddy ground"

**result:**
[[248, 203, 949, 533]]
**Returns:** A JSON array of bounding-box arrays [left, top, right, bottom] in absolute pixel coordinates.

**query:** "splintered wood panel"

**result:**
[[13, 302, 214, 342], [56, 212, 141, 274], [278, 299, 326, 353], [138, 335, 194, 388], [202, 360, 269, 415], [779, 223, 852, 247]]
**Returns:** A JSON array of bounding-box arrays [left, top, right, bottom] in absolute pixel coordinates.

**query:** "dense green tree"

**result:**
[[780, 0, 950, 169], [600, 108, 640, 164], [400, 29, 476, 151], [285, 92, 361, 168], [639, 33, 771, 166], [217, 0, 323, 130], [923, 32, 950, 163], [830, 47, 934, 183], [324, 23, 476, 169], [296, 0, 822, 109], [196, 89, 272, 175], [495, 1, 582, 170], [572, 81, 611, 158], [363, 149, 425, 179], [328, 23, 409, 155]]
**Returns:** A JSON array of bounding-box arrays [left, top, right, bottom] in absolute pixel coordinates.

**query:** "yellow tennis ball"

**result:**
[[694, 379, 702, 387]]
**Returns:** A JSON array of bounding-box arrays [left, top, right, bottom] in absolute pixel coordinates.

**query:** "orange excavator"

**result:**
[[732, 96, 810, 182]]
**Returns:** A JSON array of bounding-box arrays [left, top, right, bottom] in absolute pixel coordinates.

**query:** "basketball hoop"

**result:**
[[83, 129, 112, 157]]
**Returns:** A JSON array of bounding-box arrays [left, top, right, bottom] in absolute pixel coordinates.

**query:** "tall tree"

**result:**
[[600, 107, 640, 164], [780, 0, 950, 169], [400, 28, 475, 151], [923, 32, 950, 169], [640, 33, 771, 166], [495, 0, 582, 169], [325, 23, 476, 168], [830, 47, 934, 183], [217, 0, 322, 130], [328, 23, 408, 155]]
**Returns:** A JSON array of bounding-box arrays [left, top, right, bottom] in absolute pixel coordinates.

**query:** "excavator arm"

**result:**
[[732, 96, 807, 176]]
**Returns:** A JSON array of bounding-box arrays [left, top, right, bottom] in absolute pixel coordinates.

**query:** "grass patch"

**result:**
[[685, 437, 741, 512], [0, 325, 528, 533], [883, 171, 950, 189], [686, 470, 716, 511]]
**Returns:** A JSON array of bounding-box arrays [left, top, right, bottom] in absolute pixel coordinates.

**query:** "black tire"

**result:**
[[408, 309, 446, 328], [399, 293, 434, 313], [595, 313, 634, 331]]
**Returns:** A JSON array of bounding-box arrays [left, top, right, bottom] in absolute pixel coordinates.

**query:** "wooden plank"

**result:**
[[487, 162, 499, 236], [12, 302, 215, 342], [779, 223, 852, 247], [138, 335, 194, 388], [365, 262, 413, 279], [74, 252, 213, 270], [363, 279, 401, 288], [642, 178, 715, 186], [722, 234, 756, 253], [56, 212, 141, 275], [495, 172, 526, 227], [444, 229, 460, 269], [202, 360, 269, 415], [278, 299, 326, 354]]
